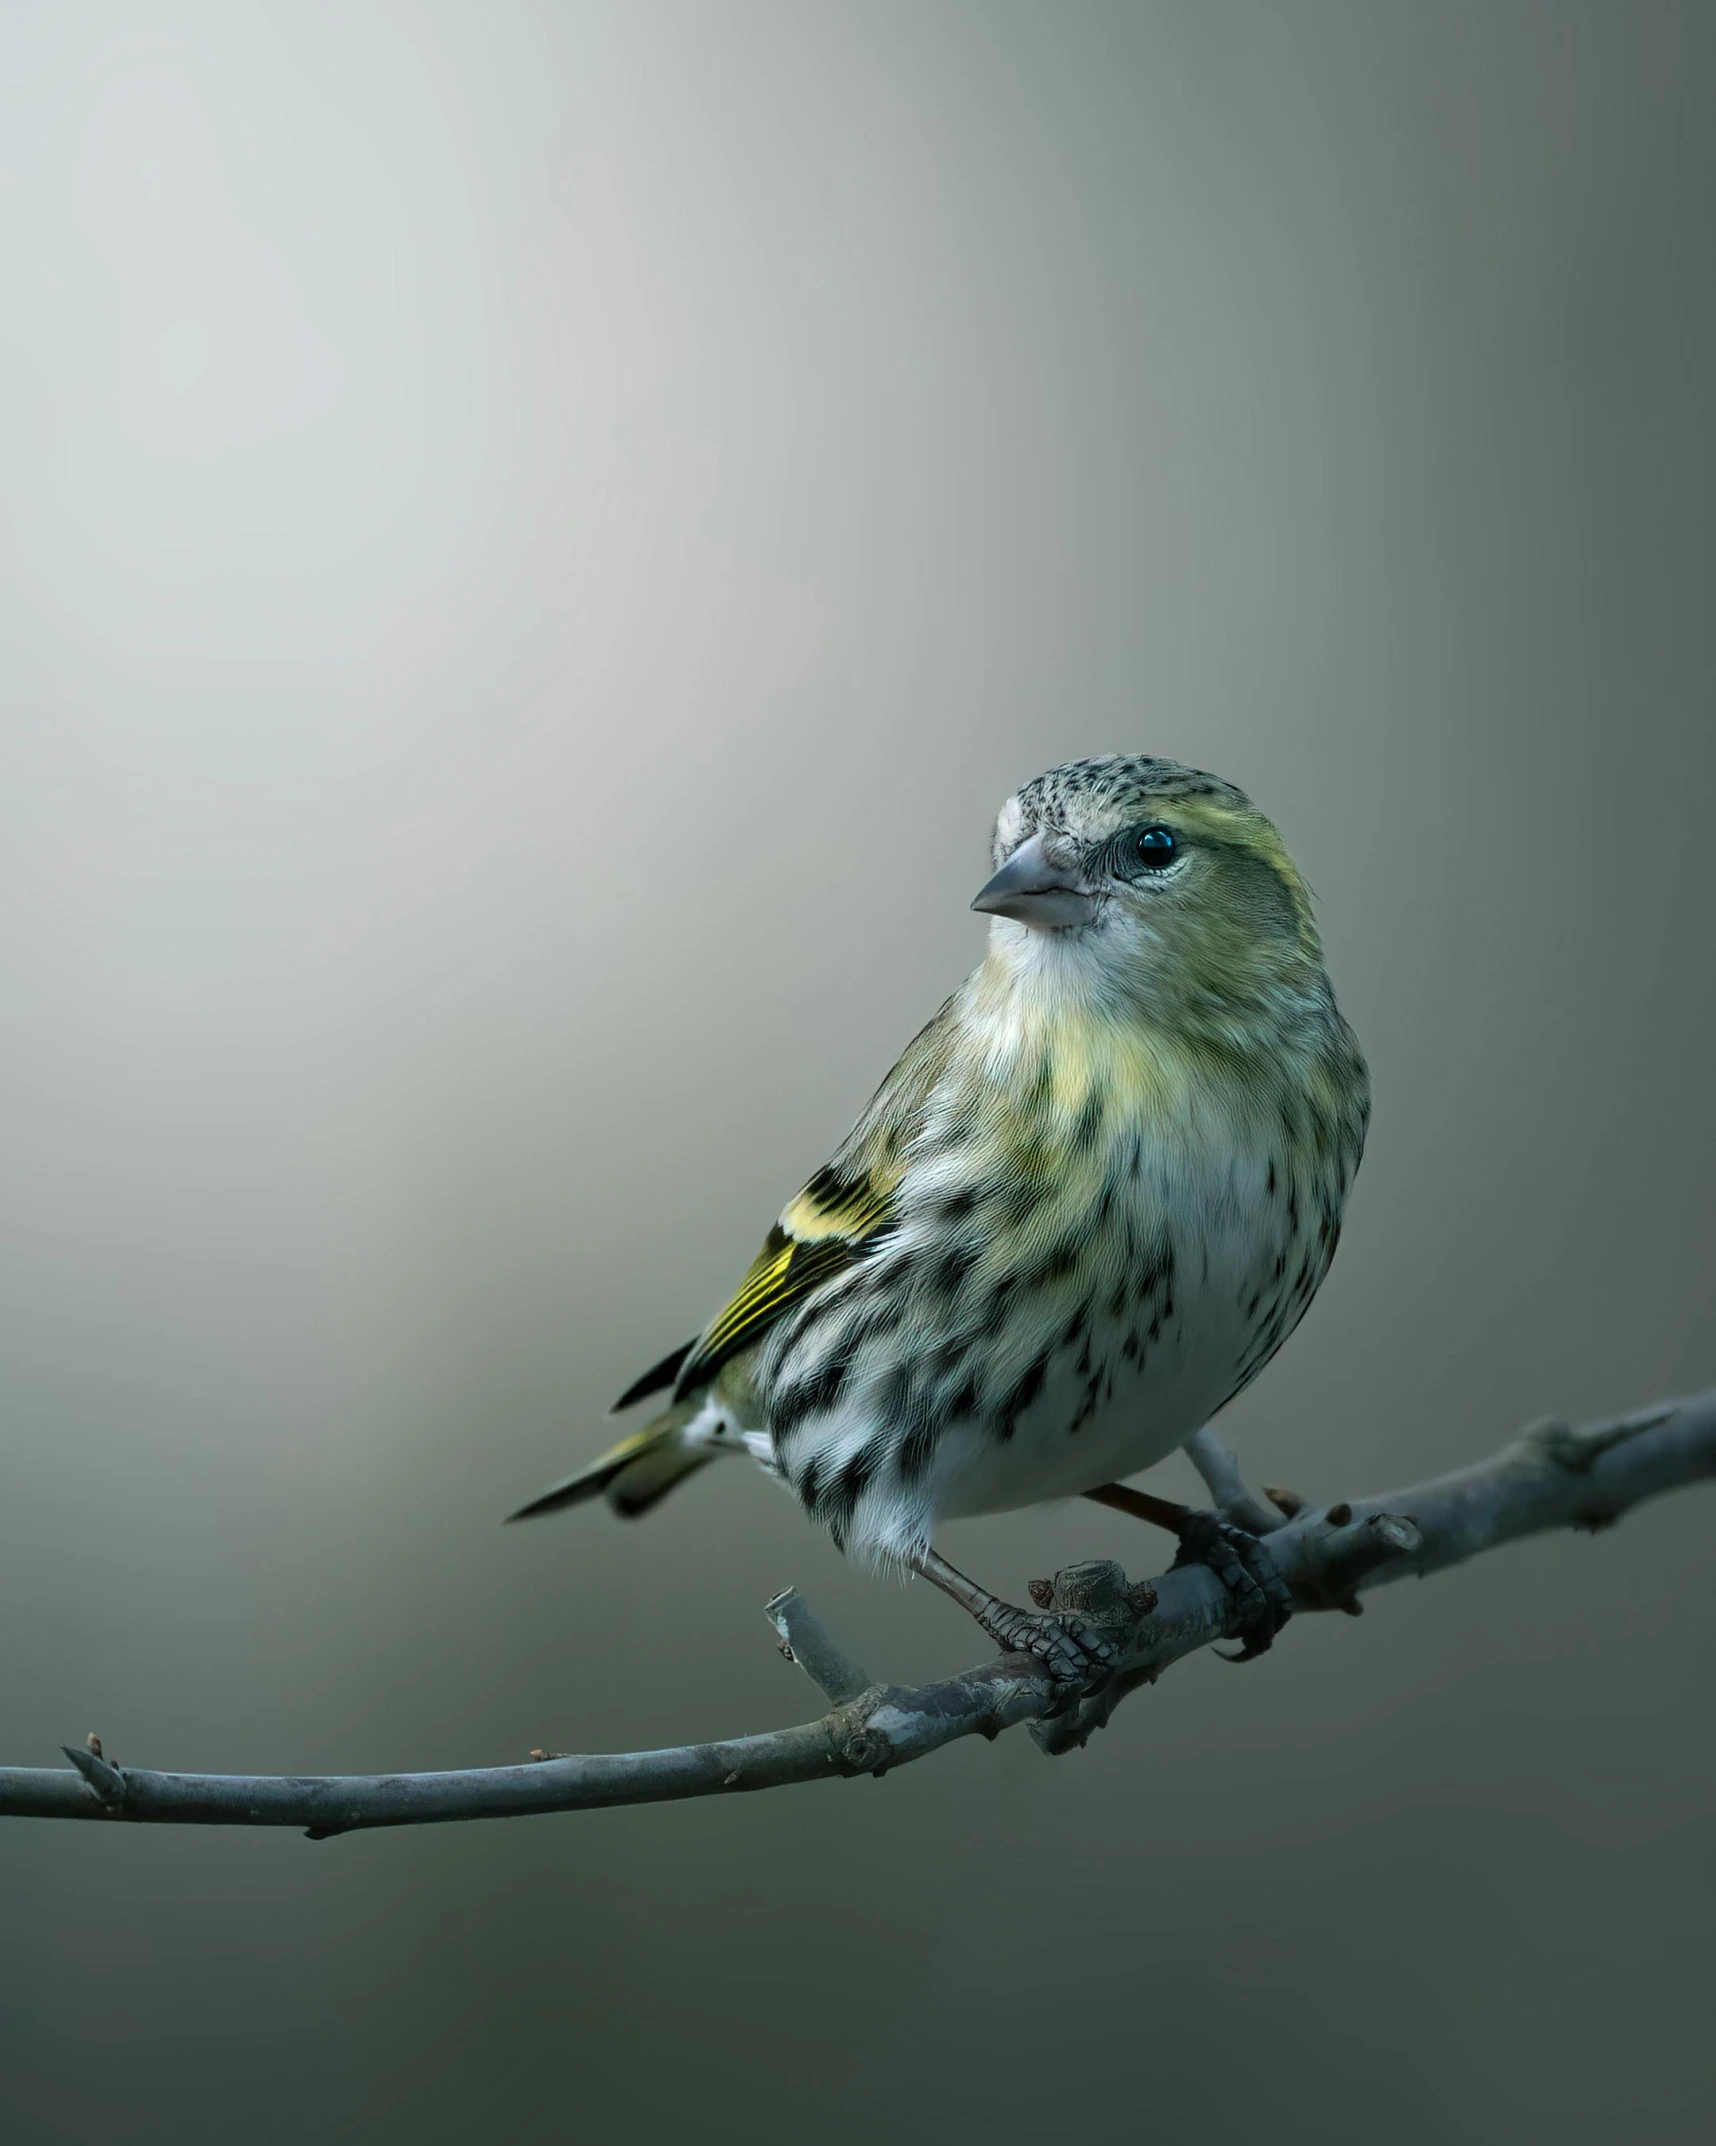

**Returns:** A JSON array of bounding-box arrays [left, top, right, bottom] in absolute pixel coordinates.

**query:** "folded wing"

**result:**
[[613, 995, 959, 1408]]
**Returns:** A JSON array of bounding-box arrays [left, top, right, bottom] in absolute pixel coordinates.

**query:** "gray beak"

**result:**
[[971, 832, 1096, 931]]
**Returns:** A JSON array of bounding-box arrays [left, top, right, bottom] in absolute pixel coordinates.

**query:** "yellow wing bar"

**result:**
[[669, 1160, 900, 1396]]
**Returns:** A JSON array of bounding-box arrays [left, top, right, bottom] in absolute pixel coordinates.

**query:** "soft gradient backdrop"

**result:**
[[2, 4, 1713, 2141]]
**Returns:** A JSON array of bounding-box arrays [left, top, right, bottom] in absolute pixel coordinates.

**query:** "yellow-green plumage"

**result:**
[[512, 755, 1368, 1576]]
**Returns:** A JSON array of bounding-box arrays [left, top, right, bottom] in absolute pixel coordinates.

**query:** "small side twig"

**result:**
[[1182, 1426, 1290, 1534], [62, 1739, 127, 1809], [764, 1588, 872, 1704]]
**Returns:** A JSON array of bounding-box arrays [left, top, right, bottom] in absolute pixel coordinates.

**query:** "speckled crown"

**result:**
[[994, 755, 1253, 860]]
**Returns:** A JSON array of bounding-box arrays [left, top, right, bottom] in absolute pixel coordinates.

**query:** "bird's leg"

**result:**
[[908, 1545, 1120, 1694], [1084, 1430, 1294, 1662], [1083, 1480, 1191, 1535], [1081, 1430, 1289, 1538]]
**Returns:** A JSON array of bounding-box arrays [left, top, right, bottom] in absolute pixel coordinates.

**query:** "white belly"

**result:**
[[749, 1194, 1290, 1568], [930, 1271, 1253, 1520]]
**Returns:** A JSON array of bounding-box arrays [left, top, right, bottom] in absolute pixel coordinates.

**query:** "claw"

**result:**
[[1173, 1511, 1292, 1660], [910, 1545, 1124, 1700], [986, 1604, 1119, 1694]]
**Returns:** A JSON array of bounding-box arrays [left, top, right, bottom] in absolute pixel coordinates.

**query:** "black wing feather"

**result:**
[[611, 1338, 697, 1413]]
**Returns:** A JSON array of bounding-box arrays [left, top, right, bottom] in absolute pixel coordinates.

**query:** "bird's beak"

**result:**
[[971, 832, 1096, 931]]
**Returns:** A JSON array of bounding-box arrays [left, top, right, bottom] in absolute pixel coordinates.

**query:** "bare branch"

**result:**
[[2, 1386, 1710, 1836]]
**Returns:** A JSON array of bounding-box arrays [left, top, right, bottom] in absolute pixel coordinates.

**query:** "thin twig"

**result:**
[[1, 1387, 1710, 1835], [1182, 1425, 1289, 1535]]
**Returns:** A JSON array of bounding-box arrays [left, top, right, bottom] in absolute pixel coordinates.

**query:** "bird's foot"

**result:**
[[910, 1545, 1139, 1698], [1172, 1512, 1292, 1661], [975, 1594, 1122, 1695], [992, 1557, 1162, 1695]]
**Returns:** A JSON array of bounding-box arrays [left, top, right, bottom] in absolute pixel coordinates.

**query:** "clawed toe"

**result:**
[[987, 1605, 1119, 1692], [1173, 1511, 1292, 1660], [909, 1544, 1131, 1698]]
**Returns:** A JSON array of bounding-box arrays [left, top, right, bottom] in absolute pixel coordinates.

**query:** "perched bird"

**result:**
[[511, 756, 1369, 1683]]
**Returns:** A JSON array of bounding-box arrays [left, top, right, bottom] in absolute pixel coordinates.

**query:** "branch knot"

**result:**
[[1296, 1511, 1423, 1608]]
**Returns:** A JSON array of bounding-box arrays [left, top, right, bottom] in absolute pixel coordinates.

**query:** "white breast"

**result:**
[[931, 1183, 1277, 1520]]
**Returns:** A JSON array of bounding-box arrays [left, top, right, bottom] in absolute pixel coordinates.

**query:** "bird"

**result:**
[[510, 754, 1370, 1685]]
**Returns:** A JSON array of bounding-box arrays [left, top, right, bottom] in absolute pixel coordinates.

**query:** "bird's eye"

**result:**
[[1126, 824, 1178, 873]]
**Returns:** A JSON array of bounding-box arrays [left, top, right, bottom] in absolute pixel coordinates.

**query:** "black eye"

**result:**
[[1127, 824, 1178, 873]]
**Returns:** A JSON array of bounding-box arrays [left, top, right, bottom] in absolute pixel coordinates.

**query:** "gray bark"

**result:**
[[1, 1387, 1709, 1836]]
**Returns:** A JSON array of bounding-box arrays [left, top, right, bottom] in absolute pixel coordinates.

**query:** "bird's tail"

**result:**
[[506, 1398, 715, 1524]]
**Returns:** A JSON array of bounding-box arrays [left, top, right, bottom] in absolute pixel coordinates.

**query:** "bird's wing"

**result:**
[[668, 1167, 896, 1397], [610, 1339, 699, 1413], [610, 997, 959, 1408]]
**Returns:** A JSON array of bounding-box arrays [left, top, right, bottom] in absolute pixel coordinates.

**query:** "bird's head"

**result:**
[[973, 755, 1326, 1030]]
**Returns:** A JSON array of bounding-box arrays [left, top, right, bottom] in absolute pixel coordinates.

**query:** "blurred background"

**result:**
[[1, 2, 1713, 2139]]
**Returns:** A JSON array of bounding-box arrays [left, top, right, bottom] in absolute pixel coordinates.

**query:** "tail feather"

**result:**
[[506, 1405, 713, 1523]]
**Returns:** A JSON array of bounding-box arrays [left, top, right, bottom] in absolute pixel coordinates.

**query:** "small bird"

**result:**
[[511, 756, 1369, 1683]]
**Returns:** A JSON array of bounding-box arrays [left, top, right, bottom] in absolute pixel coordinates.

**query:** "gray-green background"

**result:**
[[2, 4, 1713, 2141]]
